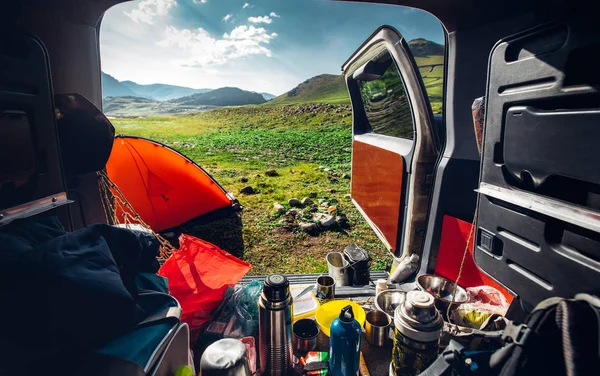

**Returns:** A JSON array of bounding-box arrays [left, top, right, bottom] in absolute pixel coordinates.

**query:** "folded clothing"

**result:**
[[0, 216, 161, 375]]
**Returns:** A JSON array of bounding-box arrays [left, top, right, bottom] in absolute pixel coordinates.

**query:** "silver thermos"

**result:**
[[258, 274, 294, 375]]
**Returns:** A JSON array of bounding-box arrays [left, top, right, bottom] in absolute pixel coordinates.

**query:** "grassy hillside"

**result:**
[[415, 55, 444, 113], [111, 104, 389, 275], [267, 74, 350, 106]]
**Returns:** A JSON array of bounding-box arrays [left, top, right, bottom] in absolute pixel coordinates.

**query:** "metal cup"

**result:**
[[365, 310, 391, 347], [316, 275, 335, 304], [326, 252, 350, 286], [293, 318, 320, 353]]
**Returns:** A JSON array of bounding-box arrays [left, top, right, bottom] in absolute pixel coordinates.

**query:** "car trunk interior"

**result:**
[[1, 0, 599, 375]]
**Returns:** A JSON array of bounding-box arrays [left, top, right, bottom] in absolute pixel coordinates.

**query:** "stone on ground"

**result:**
[[240, 176, 248, 183], [316, 214, 336, 228], [342, 173, 351, 179], [273, 203, 285, 213], [320, 201, 330, 208], [301, 197, 314, 206], [300, 222, 318, 233], [240, 186, 255, 194], [336, 215, 348, 225], [265, 169, 279, 177], [323, 168, 332, 173], [288, 198, 300, 207], [309, 192, 317, 198], [286, 209, 299, 217]]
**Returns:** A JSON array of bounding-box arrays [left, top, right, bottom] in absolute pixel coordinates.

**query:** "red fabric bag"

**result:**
[[158, 234, 251, 342]]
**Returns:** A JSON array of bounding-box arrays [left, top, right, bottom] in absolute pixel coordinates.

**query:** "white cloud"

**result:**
[[192, 0, 208, 3], [248, 15, 272, 24], [124, 0, 176, 25], [157, 25, 277, 67], [270, 12, 280, 18], [243, 3, 250, 9], [223, 14, 233, 22]]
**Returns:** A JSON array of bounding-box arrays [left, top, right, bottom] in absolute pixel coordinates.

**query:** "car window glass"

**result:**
[[358, 51, 414, 139]]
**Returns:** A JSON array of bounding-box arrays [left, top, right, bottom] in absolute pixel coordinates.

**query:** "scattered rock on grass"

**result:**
[[300, 222, 318, 233], [273, 203, 285, 213], [330, 189, 336, 193], [320, 201, 330, 208], [240, 176, 248, 183], [318, 166, 326, 170], [286, 209, 299, 217], [331, 172, 339, 177], [344, 194, 352, 201], [317, 214, 336, 228], [265, 169, 279, 177], [240, 186, 255, 194], [301, 197, 314, 206], [342, 173, 351, 179], [336, 215, 348, 225], [309, 192, 317, 198], [324, 168, 332, 173], [308, 206, 319, 213], [289, 198, 300, 206]]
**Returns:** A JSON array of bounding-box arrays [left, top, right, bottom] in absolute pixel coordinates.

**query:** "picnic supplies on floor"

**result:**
[[158, 234, 251, 343]]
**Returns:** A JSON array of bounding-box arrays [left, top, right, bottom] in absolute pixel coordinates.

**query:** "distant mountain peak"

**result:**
[[101, 72, 211, 101], [407, 38, 444, 58], [171, 86, 266, 106]]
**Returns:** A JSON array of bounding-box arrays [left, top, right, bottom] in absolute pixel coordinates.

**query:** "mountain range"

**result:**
[[101, 72, 274, 102], [102, 38, 443, 116]]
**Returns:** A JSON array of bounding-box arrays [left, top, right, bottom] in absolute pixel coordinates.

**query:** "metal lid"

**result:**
[[200, 338, 250, 375], [394, 291, 442, 342], [343, 244, 371, 263], [263, 274, 290, 302]]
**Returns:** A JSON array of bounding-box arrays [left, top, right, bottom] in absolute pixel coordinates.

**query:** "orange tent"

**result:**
[[106, 136, 233, 232]]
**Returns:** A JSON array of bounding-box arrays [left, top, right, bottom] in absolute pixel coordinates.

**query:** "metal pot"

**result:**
[[200, 338, 252, 376]]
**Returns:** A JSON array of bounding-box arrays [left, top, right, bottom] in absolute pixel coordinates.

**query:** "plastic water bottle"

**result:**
[[329, 305, 361, 376]]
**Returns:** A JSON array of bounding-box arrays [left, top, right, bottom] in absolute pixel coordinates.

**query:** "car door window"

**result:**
[[358, 53, 414, 140]]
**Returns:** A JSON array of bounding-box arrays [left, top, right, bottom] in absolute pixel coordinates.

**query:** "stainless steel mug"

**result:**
[[315, 275, 335, 304], [200, 338, 252, 376], [365, 310, 390, 347], [258, 274, 294, 375], [326, 252, 350, 286], [292, 318, 320, 353]]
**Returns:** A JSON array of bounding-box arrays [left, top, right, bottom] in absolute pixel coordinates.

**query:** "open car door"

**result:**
[[474, 20, 600, 312], [343, 27, 441, 260]]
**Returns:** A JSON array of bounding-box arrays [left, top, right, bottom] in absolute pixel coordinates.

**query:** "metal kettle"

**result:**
[[258, 274, 294, 375]]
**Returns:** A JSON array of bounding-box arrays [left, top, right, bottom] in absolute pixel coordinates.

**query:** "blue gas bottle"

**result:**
[[329, 305, 362, 376]]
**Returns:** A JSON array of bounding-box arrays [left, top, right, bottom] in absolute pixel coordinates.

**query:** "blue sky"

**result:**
[[100, 0, 444, 95]]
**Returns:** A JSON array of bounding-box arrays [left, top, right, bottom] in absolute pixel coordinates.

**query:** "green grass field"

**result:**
[[112, 105, 390, 275], [110, 53, 444, 274]]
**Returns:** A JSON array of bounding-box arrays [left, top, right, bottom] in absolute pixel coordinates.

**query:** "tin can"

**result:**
[[390, 291, 442, 376]]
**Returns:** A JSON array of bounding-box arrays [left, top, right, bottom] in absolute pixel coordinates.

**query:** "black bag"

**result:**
[[491, 294, 600, 376], [422, 294, 600, 376]]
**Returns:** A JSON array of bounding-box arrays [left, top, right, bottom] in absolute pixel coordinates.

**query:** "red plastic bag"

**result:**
[[158, 234, 251, 342]]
